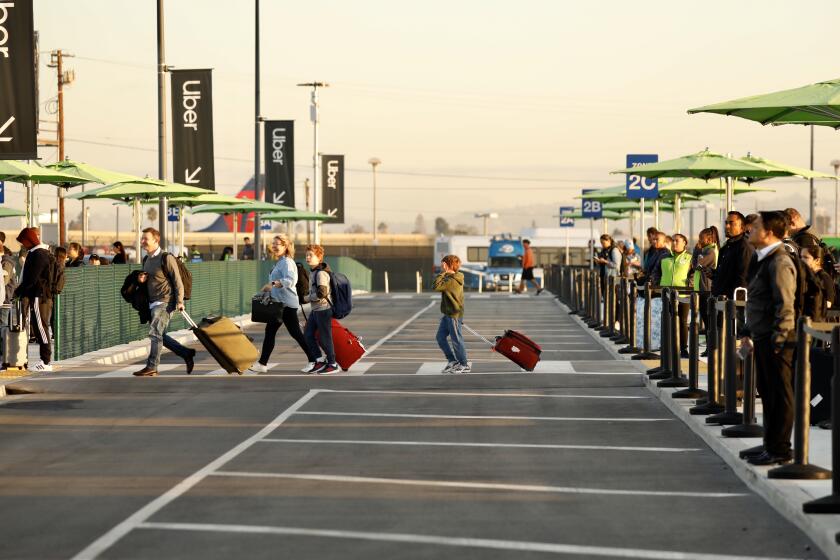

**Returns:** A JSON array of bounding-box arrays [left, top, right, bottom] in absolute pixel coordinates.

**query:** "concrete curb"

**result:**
[[555, 297, 840, 560]]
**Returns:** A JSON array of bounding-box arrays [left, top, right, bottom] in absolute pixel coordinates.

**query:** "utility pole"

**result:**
[[810, 125, 816, 227], [47, 50, 74, 246], [156, 0, 168, 257], [254, 0, 262, 261], [297, 82, 328, 244], [304, 177, 311, 244], [368, 157, 381, 242]]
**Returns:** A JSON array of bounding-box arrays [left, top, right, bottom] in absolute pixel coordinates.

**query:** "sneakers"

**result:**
[[441, 361, 457, 373], [301, 358, 325, 373], [248, 362, 268, 374], [451, 361, 472, 374], [536, 288, 544, 295], [30, 361, 53, 372], [317, 363, 339, 375]]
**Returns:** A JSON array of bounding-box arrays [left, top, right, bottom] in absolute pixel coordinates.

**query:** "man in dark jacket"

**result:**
[[712, 211, 755, 299], [14, 227, 54, 372], [784, 207, 820, 249], [739, 211, 797, 466]]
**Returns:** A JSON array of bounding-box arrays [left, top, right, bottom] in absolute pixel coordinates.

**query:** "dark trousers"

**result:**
[[754, 338, 795, 456], [23, 297, 52, 364], [259, 306, 314, 365], [304, 308, 336, 364], [676, 301, 690, 352]]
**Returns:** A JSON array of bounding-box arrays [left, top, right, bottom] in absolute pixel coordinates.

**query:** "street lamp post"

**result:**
[[474, 212, 498, 236], [297, 82, 329, 244], [832, 159, 840, 237], [368, 157, 381, 242]]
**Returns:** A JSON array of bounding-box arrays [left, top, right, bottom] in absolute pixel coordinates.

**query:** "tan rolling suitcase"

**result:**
[[182, 311, 257, 374]]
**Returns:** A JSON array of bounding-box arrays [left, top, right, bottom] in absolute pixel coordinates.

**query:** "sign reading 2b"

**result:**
[[581, 190, 602, 219], [625, 154, 658, 200]]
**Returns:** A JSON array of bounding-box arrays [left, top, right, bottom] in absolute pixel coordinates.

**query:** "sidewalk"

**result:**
[[562, 301, 840, 559]]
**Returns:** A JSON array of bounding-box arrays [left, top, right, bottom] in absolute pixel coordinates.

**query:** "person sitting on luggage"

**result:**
[[434, 254, 470, 373], [248, 234, 316, 374], [133, 227, 196, 377], [302, 244, 338, 375], [13, 227, 54, 372]]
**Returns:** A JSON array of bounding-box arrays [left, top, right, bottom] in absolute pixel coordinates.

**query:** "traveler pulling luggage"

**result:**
[[463, 324, 542, 371], [4, 300, 28, 370], [182, 311, 258, 374]]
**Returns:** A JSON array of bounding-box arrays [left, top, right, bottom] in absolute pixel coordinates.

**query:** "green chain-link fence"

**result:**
[[55, 257, 371, 361]]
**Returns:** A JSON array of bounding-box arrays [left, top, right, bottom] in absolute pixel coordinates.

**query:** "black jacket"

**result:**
[[644, 247, 671, 287], [121, 270, 151, 324], [15, 246, 52, 300], [67, 256, 85, 268], [712, 234, 754, 298], [742, 244, 796, 346]]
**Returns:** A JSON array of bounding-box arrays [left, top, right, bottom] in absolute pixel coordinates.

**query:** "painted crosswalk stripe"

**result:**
[[294, 411, 669, 423], [262, 438, 692, 452]]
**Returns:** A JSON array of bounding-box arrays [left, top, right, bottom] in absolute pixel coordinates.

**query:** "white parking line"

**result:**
[[362, 301, 436, 358], [321, 389, 649, 400], [261, 438, 696, 453], [69, 390, 320, 560], [210, 471, 743, 498], [295, 411, 669, 423], [135, 523, 791, 559]]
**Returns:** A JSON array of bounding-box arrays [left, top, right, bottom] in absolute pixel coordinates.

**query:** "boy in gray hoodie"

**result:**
[[434, 254, 470, 373]]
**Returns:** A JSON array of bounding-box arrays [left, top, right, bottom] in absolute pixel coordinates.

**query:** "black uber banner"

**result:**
[[321, 154, 344, 224], [263, 120, 294, 207], [170, 69, 215, 189], [0, 0, 37, 159]]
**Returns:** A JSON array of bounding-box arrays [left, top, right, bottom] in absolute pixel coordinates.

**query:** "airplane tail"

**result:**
[[198, 174, 262, 233]]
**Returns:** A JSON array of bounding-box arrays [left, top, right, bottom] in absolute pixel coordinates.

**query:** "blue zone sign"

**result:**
[[581, 190, 602, 219], [559, 206, 575, 227], [625, 154, 658, 200], [167, 206, 180, 222]]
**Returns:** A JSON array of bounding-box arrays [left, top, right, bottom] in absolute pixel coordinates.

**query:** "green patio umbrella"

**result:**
[[0, 207, 27, 218], [191, 200, 294, 260], [0, 160, 87, 227], [612, 149, 782, 181], [688, 78, 840, 227], [262, 209, 333, 222], [67, 178, 208, 263], [658, 177, 774, 232], [563, 210, 623, 220]]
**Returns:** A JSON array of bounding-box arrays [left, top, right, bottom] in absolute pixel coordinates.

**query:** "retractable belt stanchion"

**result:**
[[586, 271, 602, 328], [803, 324, 840, 512], [673, 292, 706, 398], [649, 288, 671, 378], [658, 287, 689, 388], [690, 296, 726, 415], [620, 283, 641, 354], [722, 344, 763, 438], [600, 276, 615, 337], [706, 299, 743, 425], [769, 317, 832, 480], [632, 283, 659, 360], [610, 278, 628, 343]]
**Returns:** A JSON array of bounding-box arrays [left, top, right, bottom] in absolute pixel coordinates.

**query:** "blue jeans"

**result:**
[[147, 306, 192, 369], [304, 308, 335, 364], [436, 315, 467, 365]]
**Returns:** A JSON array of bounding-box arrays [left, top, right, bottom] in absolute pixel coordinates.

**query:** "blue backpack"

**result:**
[[328, 271, 353, 319]]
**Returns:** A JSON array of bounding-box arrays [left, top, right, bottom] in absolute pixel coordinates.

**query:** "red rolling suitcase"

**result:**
[[463, 325, 541, 371], [317, 318, 365, 371]]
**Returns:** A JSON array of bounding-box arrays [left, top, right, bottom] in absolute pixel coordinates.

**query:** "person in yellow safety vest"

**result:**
[[661, 233, 692, 358]]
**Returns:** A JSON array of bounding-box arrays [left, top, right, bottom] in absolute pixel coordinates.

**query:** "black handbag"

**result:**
[[251, 294, 283, 323]]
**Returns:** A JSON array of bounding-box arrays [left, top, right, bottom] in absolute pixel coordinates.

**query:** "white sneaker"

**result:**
[[452, 362, 472, 374], [248, 362, 267, 374], [441, 361, 456, 373], [31, 362, 53, 372]]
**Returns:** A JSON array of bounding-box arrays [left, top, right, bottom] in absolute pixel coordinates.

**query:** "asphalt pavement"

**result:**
[[0, 292, 826, 559]]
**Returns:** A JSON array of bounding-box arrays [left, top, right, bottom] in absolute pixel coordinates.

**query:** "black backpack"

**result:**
[[782, 241, 821, 319], [143, 252, 192, 300], [295, 262, 309, 305]]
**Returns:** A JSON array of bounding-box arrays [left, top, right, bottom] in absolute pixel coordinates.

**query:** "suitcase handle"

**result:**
[[181, 310, 198, 329], [462, 323, 495, 347]]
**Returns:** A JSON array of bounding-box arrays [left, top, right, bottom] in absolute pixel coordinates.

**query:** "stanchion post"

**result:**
[[706, 299, 743, 425], [610, 278, 627, 342], [673, 292, 706, 398], [600, 276, 615, 337], [649, 288, 671, 378], [722, 346, 763, 438], [690, 297, 725, 415], [769, 317, 831, 480], [803, 324, 840, 512], [659, 288, 689, 387], [620, 282, 640, 354]]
